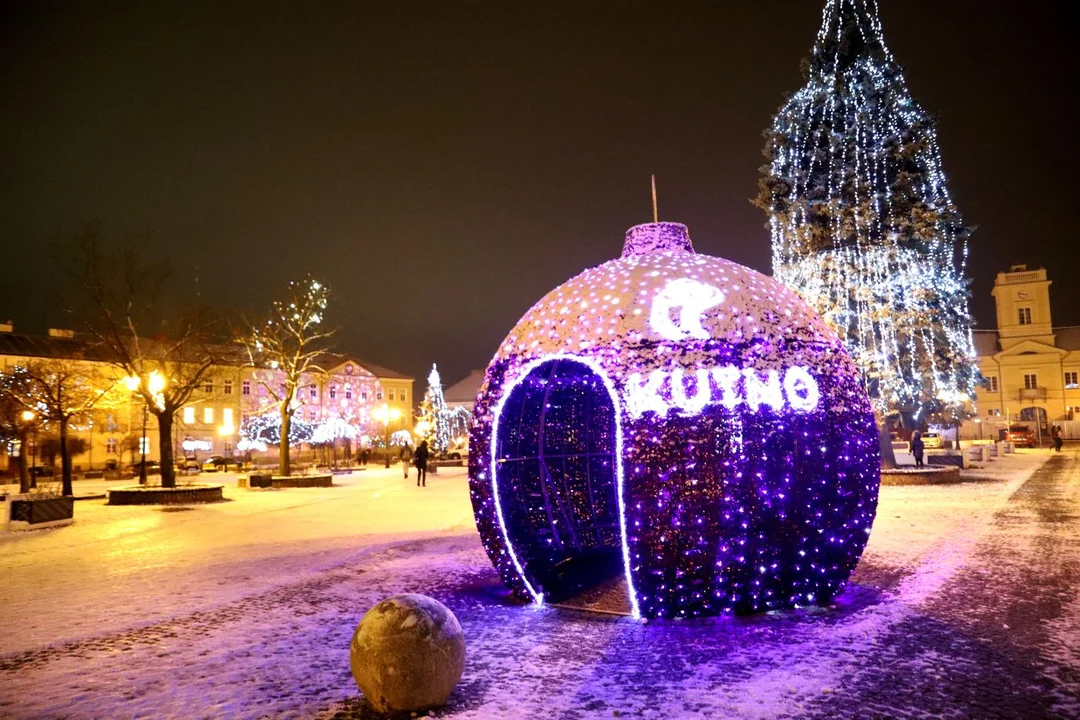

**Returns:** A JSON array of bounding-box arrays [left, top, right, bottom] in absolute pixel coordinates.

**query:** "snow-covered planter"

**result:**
[[6, 494, 75, 531], [107, 484, 225, 505], [468, 222, 880, 619], [246, 474, 273, 488], [929, 452, 969, 470], [270, 474, 333, 488], [880, 466, 961, 485]]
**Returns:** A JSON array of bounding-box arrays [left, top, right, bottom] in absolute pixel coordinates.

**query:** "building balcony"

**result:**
[[1018, 387, 1047, 401]]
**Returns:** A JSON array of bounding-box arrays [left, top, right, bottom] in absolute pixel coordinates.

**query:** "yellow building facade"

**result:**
[[970, 265, 1080, 439], [0, 326, 413, 473]]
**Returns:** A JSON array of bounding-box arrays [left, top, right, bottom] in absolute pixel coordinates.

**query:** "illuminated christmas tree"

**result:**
[[240, 274, 334, 476], [757, 0, 978, 436], [238, 411, 314, 451], [419, 364, 453, 454]]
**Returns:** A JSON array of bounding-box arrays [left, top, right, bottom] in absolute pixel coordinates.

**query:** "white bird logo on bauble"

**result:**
[[649, 278, 725, 342]]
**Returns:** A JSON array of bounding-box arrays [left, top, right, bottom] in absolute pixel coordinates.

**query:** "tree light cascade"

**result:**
[[757, 0, 978, 422]]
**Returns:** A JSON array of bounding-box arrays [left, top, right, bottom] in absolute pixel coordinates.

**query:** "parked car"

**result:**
[[126, 460, 162, 477], [443, 442, 470, 461], [1005, 424, 1037, 448], [921, 432, 943, 449], [201, 455, 242, 473], [178, 457, 201, 474]]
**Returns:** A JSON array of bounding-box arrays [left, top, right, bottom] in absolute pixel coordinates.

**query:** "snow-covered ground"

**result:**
[[1, 450, 1077, 719]]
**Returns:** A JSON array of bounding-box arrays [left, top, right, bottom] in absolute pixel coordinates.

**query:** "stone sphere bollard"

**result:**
[[350, 594, 466, 714]]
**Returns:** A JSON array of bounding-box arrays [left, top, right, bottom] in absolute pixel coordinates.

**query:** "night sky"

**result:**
[[1, 1, 1075, 387]]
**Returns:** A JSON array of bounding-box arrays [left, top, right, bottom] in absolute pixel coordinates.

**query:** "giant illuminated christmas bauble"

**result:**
[[468, 222, 879, 619]]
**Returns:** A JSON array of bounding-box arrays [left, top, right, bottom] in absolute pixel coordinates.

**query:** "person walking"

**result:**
[[415, 440, 429, 487], [400, 442, 412, 478], [910, 430, 925, 468], [1052, 425, 1063, 452]]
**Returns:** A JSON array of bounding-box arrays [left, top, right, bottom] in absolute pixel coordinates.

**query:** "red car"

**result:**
[[1005, 425, 1036, 448]]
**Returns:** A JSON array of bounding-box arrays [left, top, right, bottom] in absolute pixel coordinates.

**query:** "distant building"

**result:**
[[444, 369, 485, 413], [0, 323, 413, 473], [969, 265, 1080, 439]]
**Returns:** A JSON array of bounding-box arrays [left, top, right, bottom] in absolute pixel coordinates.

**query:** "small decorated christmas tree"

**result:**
[[419, 364, 453, 454]]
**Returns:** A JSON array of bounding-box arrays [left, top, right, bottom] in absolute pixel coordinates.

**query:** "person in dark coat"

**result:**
[[910, 431, 925, 468], [414, 440, 430, 487], [1052, 425, 1063, 452]]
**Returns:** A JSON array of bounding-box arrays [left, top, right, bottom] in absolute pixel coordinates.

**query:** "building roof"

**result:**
[[972, 326, 1080, 356], [445, 369, 485, 404], [971, 330, 999, 357], [1055, 326, 1080, 351], [0, 332, 414, 380], [0, 332, 119, 363], [318, 352, 412, 381]]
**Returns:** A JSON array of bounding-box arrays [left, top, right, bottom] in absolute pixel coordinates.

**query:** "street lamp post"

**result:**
[[140, 401, 149, 485], [21, 410, 35, 490], [126, 371, 166, 485], [376, 403, 401, 469], [124, 375, 141, 479]]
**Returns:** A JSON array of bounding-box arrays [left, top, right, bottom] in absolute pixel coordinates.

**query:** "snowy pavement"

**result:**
[[1, 451, 1078, 719]]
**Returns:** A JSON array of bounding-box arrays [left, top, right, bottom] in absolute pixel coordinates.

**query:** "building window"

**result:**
[[987, 408, 1001, 417], [1069, 406, 1080, 420], [329, 385, 338, 400], [183, 406, 195, 424], [242, 380, 251, 396], [106, 438, 118, 454], [399, 391, 407, 404], [224, 380, 233, 395], [983, 376, 999, 392], [1023, 373, 1038, 390], [204, 407, 214, 424], [139, 437, 150, 455], [223, 408, 234, 427], [1018, 307, 1032, 325], [310, 385, 318, 399], [203, 380, 214, 393], [309, 406, 318, 420], [361, 390, 368, 401], [376, 389, 383, 401], [388, 389, 395, 401], [345, 385, 353, 400], [1066, 371, 1079, 389]]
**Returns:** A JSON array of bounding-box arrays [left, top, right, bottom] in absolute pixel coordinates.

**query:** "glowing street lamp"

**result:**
[[376, 402, 402, 468], [414, 419, 431, 439], [132, 371, 167, 484], [147, 370, 166, 409]]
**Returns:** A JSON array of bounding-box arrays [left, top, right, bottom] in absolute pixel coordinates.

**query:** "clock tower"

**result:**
[[991, 265, 1055, 350]]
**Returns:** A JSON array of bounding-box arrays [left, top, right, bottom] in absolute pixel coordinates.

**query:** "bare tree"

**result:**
[[240, 275, 334, 476], [0, 371, 41, 493], [54, 221, 228, 488], [5, 359, 120, 496]]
